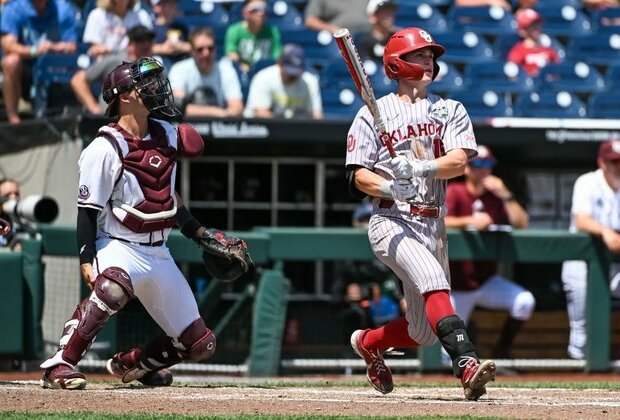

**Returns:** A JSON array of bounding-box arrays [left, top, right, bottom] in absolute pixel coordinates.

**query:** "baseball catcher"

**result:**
[[196, 228, 254, 282]]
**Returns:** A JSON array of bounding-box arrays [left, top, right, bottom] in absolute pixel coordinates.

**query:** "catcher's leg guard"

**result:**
[[176, 318, 217, 361], [41, 267, 134, 368]]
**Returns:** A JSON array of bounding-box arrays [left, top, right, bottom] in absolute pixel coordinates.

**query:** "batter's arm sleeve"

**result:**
[[77, 206, 98, 265], [346, 165, 367, 200]]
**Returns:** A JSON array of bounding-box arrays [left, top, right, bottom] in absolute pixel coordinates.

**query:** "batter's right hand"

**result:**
[[389, 179, 417, 202], [391, 155, 413, 179], [80, 263, 96, 291]]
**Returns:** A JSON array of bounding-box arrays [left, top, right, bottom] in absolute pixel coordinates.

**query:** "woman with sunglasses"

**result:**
[[445, 144, 534, 366]]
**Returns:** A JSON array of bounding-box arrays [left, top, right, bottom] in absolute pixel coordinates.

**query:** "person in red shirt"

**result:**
[[507, 8, 560, 76], [445, 145, 535, 360]]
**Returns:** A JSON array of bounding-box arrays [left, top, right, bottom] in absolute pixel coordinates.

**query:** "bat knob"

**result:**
[[334, 28, 350, 38]]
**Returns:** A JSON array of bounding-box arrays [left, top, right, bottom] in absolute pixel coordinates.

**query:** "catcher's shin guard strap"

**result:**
[[436, 315, 477, 377], [176, 206, 202, 238], [178, 318, 216, 362]]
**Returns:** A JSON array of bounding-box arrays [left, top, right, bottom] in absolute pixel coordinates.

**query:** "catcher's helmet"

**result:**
[[102, 57, 180, 118], [383, 28, 445, 81]]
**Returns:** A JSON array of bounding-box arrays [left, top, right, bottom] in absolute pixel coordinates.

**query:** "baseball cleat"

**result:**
[[107, 352, 173, 386], [40, 365, 86, 390], [350, 329, 394, 394], [460, 358, 496, 401]]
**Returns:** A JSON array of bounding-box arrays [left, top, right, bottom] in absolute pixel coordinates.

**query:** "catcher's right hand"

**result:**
[[195, 228, 254, 282]]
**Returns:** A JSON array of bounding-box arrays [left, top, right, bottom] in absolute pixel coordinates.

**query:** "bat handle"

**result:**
[[380, 132, 397, 158]]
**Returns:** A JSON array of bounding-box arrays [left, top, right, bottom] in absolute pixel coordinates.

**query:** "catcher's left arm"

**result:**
[[175, 193, 254, 282]]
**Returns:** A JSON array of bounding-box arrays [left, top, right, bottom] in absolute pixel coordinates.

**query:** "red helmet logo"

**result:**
[[383, 27, 445, 81]]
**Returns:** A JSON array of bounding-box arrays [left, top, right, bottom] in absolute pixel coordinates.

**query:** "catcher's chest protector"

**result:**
[[99, 121, 178, 233]]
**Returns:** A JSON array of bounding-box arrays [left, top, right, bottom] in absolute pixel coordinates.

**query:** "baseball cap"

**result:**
[[127, 25, 156, 43], [280, 43, 305, 77], [516, 8, 542, 30], [366, 0, 398, 16], [598, 140, 620, 161]]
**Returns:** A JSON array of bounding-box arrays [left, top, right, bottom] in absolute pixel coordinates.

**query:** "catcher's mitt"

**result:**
[[0, 218, 10, 237], [196, 228, 254, 282]]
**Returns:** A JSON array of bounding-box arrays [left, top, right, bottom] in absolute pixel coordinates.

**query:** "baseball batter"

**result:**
[[345, 27, 495, 400], [562, 140, 620, 360], [40, 57, 218, 390]]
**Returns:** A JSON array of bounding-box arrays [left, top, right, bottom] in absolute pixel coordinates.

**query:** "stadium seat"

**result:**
[[514, 90, 587, 118], [430, 60, 465, 95], [587, 89, 620, 119], [394, 0, 452, 6], [606, 65, 620, 90], [447, 6, 517, 36], [591, 7, 620, 34], [433, 32, 495, 64], [33, 51, 89, 115], [241, 58, 277, 100], [176, 0, 205, 15], [568, 34, 620, 67], [493, 33, 566, 61], [537, 61, 606, 94], [176, 2, 229, 30], [394, 4, 450, 35], [321, 85, 364, 120], [279, 29, 341, 70], [533, 6, 592, 37], [463, 61, 535, 93], [449, 90, 513, 120]]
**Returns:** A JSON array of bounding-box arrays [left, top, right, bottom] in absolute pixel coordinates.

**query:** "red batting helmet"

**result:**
[[383, 28, 445, 81]]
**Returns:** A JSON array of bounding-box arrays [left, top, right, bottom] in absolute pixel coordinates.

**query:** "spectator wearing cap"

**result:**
[[82, 0, 153, 58], [355, 0, 399, 62], [150, 0, 191, 62], [244, 43, 323, 120], [1, 0, 78, 124], [71, 25, 155, 115], [507, 8, 560, 76], [304, 0, 370, 35], [168, 27, 244, 118], [445, 144, 535, 361], [352, 201, 373, 228], [224, 0, 282, 74], [562, 140, 620, 360]]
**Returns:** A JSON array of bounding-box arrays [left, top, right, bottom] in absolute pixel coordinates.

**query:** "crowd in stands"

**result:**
[[1, 0, 620, 124]]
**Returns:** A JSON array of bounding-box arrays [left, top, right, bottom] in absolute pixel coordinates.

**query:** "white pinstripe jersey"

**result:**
[[345, 92, 478, 219]]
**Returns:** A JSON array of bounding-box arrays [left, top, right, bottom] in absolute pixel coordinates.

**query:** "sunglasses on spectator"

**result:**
[[195, 45, 215, 53], [469, 159, 495, 169]]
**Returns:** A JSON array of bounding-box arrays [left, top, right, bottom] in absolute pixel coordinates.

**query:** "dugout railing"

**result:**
[[1, 226, 615, 374]]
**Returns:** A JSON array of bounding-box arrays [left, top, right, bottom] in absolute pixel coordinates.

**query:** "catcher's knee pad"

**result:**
[[75, 267, 133, 340], [177, 318, 216, 362]]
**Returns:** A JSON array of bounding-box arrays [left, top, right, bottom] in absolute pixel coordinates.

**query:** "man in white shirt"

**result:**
[[244, 43, 323, 120], [562, 140, 620, 360], [168, 28, 244, 118]]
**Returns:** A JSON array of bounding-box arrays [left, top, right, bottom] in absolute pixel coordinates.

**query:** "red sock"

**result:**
[[423, 290, 456, 335], [363, 316, 419, 350]]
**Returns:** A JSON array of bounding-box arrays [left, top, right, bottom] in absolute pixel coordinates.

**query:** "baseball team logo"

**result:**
[[347, 134, 356, 152], [78, 185, 90, 200], [149, 156, 163, 168], [419, 30, 432, 43]]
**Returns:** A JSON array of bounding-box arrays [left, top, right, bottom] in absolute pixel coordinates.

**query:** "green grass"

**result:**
[[0, 415, 504, 420]]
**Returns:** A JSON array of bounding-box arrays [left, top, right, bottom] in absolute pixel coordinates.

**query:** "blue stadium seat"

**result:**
[[449, 90, 513, 120], [176, 0, 205, 15], [514, 90, 587, 118], [493, 33, 566, 61], [447, 6, 517, 36], [533, 6, 592, 37], [394, 0, 452, 6], [394, 4, 450, 35], [537, 61, 606, 94], [279, 29, 341, 70], [322, 85, 364, 120], [430, 60, 465, 94], [568, 34, 620, 67], [176, 2, 229, 30], [606, 65, 620, 90], [242, 58, 277, 100], [587, 89, 620, 119], [319, 58, 391, 93], [463, 61, 535, 93], [591, 7, 620, 34], [433, 32, 495, 64], [33, 51, 89, 115]]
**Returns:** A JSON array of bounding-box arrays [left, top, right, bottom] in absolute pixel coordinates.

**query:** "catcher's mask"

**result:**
[[102, 57, 180, 118], [383, 27, 445, 81]]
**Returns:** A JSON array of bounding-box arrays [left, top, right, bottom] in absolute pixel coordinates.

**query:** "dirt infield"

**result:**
[[2, 373, 620, 418]]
